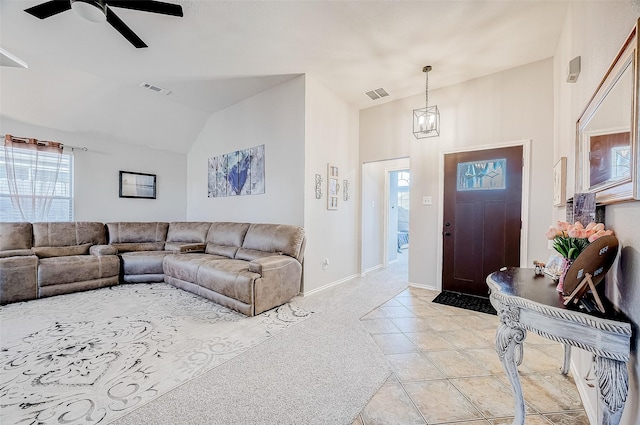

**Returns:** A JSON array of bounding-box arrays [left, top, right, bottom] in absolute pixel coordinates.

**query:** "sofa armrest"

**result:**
[[0, 249, 34, 258], [248, 255, 300, 276], [90, 244, 118, 256], [251, 255, 303, 315]]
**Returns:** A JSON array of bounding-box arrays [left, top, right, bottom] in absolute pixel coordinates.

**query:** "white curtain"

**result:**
[[3, 135, 63, 222]]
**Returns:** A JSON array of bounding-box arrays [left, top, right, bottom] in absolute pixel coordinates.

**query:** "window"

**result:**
[[397, 170, 410, 210], [0, 147, 73, 222]]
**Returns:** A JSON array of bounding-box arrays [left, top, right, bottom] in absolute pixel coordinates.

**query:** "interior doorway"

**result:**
[[360, 158, 409, 277], [387, 169, 410, 267]]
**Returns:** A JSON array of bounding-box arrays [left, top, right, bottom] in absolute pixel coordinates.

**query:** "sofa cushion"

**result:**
[[0, 223, 33, 251], [163, 253, 228, 283], [196, 259, 260, 305], [33, 243, 92, 258], [120, 251, 169, 275], [241, 223, 305, 261], [205, 244, 238, 258], [167, 222, 211, 243], [206, 222, 250, 247], [106, 222, 169, 244], [33, 222, 106, 247], [38, 255, 119, 286]]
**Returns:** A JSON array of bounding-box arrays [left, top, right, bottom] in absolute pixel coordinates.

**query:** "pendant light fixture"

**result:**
[[412, 65, 440, 139]]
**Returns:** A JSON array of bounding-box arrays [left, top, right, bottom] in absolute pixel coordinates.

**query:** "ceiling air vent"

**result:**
[[365, 88, 390, 100], [140, 82, 171, 95]]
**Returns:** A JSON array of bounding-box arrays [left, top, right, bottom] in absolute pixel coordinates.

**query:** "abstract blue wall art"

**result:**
[[250, 145, 265, 194], [208, 145, 265, 198], [208, 154, 228, 198], [226, 150, 240, 196]]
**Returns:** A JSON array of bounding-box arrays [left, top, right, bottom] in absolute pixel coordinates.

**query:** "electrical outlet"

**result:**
[[422, 196, 432, 205]]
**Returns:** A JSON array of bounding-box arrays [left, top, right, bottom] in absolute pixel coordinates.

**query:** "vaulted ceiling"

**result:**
[[0, 0, 569, 153]]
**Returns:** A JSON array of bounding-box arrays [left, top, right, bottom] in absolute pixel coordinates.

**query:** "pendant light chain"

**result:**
[[423, 65, 432, 109], [425, 66, 429, 109]]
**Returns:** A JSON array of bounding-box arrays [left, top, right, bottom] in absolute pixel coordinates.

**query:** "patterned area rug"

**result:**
[[0, 283, 310, 425], [432, 291, 497, 315]]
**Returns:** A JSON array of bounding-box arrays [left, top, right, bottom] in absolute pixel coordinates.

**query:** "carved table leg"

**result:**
[[561, 344, 571, 375], [595, 356, 628, 425], [495, 303, 527, 425]]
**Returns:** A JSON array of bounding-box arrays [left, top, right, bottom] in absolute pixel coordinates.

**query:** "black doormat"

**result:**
[[432, 291, 497, 315]]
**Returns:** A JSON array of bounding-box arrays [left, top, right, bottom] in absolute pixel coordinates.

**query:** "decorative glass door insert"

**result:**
[[456, 158, 506, 191]]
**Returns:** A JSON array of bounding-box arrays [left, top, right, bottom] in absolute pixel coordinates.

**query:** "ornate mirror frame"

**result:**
[[576, 19, 640, 204]]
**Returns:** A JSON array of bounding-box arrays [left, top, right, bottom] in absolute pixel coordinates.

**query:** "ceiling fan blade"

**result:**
[[106, 1, 183, 17], [106, 7, 147, 48], [25, 0, 72, 19]]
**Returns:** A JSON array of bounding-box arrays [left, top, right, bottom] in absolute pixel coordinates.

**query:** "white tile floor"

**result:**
[[353, 286, 590, 425]]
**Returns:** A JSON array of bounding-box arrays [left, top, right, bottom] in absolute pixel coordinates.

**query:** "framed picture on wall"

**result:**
[[327, 163, 339, 210], [119, 171, 156, 199], [553, 157, 567, 206]]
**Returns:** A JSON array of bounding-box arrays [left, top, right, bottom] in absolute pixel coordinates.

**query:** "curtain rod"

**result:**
[[2, 134, 88, 152], [67, 145, 88, 152]]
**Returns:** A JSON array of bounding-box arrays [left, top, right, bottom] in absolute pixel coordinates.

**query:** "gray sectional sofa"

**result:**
[[0, 221, 305, 316]]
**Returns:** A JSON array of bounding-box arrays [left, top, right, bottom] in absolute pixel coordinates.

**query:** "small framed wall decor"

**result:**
[[315, 174, 323, 199], [343, 179, 350, 201], [553, 157, 567, 206], [119, 171, 156, 199], [327, 163, 339, 210]]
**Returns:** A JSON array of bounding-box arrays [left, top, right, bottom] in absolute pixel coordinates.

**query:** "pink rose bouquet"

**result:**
[[545, 221, 614, 260]]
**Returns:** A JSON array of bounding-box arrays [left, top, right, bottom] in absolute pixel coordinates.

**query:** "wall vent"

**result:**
[[140, 82, 171, 95], [365, 88, 389, 100]]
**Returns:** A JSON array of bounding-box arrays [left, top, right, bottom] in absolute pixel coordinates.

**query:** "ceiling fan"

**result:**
[[24, 0, 183, 48]]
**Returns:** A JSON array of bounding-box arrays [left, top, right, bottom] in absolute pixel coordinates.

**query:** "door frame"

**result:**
[[435, 139, 531, 291], [383, 166, 410, 268]]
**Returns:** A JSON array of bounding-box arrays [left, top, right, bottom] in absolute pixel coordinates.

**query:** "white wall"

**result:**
[[361, 161, 386, 272], [553, 2, 639, 423], [185, 74, 360, 295], [360, 104, 411, 164], [360, 59, 555, 288], [303, 75, 360, 294], [1, 116, 187, 222], [186, 77, 305, 226]]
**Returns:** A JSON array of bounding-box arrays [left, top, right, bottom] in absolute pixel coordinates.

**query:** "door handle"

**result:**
[[444, 231, 451, 236], [445, 222, 451, 227]]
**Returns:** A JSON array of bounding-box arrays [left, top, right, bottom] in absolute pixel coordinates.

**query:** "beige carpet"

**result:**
[[110, 255, 409, 425], [0, 283, 310, 425]]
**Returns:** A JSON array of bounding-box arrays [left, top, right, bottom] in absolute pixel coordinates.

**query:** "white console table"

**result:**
[[486, 268, 632, 425]]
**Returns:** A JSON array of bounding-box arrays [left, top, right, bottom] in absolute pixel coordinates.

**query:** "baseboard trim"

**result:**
[[408, 282, 438, 291], [571, 358, 598, 425], [302, 274, 359, 297], [359, 264, 383, 277]]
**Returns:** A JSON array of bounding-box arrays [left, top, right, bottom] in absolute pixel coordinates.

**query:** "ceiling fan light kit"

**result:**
[[24, 0, 184, 48], [70, 0, 106, 23]]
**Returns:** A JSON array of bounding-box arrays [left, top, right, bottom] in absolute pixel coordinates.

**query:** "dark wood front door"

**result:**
[[443, 146, 523, 297]]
